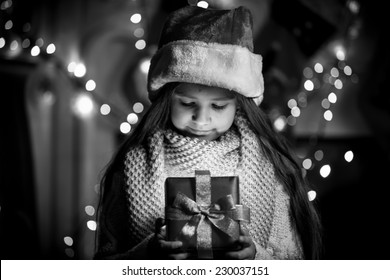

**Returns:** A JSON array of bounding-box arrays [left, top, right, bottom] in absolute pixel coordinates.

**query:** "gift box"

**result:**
[[165, 170, 250, 259]]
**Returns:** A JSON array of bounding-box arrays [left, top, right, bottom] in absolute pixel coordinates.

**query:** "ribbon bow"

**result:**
[[166, 191, 250, 259]]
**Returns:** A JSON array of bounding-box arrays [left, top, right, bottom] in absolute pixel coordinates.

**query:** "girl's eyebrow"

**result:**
[[174, 91, 235, 101]]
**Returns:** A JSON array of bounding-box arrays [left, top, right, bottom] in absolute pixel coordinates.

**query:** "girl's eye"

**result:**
[[212, 104, 227, 110], [180, 101, 195, 107]]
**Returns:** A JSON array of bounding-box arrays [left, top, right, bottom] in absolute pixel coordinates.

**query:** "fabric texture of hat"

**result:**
[[147, 5, 264, 105]]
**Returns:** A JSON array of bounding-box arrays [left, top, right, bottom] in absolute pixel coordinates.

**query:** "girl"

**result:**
[[94, 5, 322, 260]]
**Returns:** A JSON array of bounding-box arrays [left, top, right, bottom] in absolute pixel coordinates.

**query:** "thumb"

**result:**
[[240, 224, 250, 236], [155, 217, 165, 234]]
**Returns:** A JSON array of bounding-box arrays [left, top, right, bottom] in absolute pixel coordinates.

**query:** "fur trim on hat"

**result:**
[[148, 40, 264, 105]]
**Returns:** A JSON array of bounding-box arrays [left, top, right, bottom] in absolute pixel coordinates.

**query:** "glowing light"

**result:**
[[85, 205, 95, 216], [0, 37, 5, 48], [64, 236, 73, 246], [308, 190, 317, 201], [67, 62, 76, 73], [127, 113, 138, 124], [303, 80, 314, 91], [1, 0, 12, 10], [120, 122, 131, 134], [321, 99, 330, 109], [10, 40, 19, 51], [324, 110, 333, 121], [344, 150, 354, 162], [134, 28, 144, 38], [334, 79, 343, 89], [273, 115, 287, 132], [303, 67, 313, 79], [287, 115, 296, 126], [85, 79, 96, 91], [87, 220, 97, 231], [298, 92, 307, 107], [140, 58, 151, 74], [302, 158, 312, 170], [30, 46, 40, 56], [41, 91, 55, 106], [334, 45, 346, 61], [197, 1, 209, 8], [46, 43, 56, 54], [348, 0, 360, 14], [344, 65, 352, 76], [330, 67, 339, 78], [135, 39, 146, 50], [22, 38, 30, 48], [130, 13, 142, 24], [291, 106, 301, 117], [22, 23, 31, 33], [65, 248, 74, 258], [5, 20, 13, 30], [100, 104, 111, 115], [73, 94, 94, 117], [133, 102, 144, 113], [320, 164, 331, 178], [74, 63, 87, 77], [314, 63, 323, 73], [287, 99, 297, 109], [314, 150, 324, 161], [328, 92, 337, 103]]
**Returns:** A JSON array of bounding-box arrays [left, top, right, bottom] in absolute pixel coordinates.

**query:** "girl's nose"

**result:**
[[192, 106, 211, 125]]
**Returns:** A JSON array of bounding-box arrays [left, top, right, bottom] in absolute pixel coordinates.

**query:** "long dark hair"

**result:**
[[97, 84, 322, 259]]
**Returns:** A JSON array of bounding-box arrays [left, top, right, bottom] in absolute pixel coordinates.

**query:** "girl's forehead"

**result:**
[[174, 83, 235, 100]]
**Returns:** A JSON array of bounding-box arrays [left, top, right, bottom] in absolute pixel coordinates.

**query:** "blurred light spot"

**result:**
[[188, 0, 198, 5], [298, 92, 307, 107], [67, 61, 76, 73], [94, 184, 100, 194], [287, 115, 296, 126], [334, 79, 343, 89], [344, 65, 352, 76], [127, 113, 138, 124], [135, 39, 146, 50], [320, 164, 331, 178], [35, 38, 44, 47], [312, 77, 321, 89], [10, 40, 19, 51], [5, 20, 13, 30], [41, 91, 55, 106], [100, 104, 111, 115], [139, 58, 150, 74], [303, 67, 313, 79], [0, 37, 5, 48], [65, 248, 74, 258], [273, 115, 287, 132], [314, 150, 324, 161], [197, 1, 209, 8], [321, 99, 330, 109], [1, 0, 12, 10], [133, 102, 144, 113], [330, 67, 339, 78], [351, 74, 359, 83], [22, 38, 30, 48], [85, 79, 96, 91], [74, 63, 87, 77], [22, 22, 31, 33], [291, 106, 300, 117], [46, 43, 56, 54], [334, 45, 346, 61], [120, 122, 131, 134], [30, 45, 40, 56], [87, 220, 97, 231], [73, 94, 94, 117], [85, 205, 95, 216], [314, 63, 323, 73], [324, 110, 333, 121], [303, 80, 314, 91], [64, 236, 73, 246], [133, 27, 144, 38], [302, 158, 312, 170], [348, 0, 360, 14], [328, 92, 337, 103], [130, 13, 142, 24], [308, 190, 317, 201], [344, 150, 354, 162], [287, 99, 297, 109]]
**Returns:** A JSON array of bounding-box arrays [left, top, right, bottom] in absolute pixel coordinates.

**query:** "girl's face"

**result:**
[[170, 83, 237, 141]]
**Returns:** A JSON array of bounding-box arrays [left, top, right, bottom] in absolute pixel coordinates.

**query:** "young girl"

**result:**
[[94, 5, 322, 260]]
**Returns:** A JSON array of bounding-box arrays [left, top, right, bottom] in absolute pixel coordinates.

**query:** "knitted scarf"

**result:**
[[124, 112, 279, 248]]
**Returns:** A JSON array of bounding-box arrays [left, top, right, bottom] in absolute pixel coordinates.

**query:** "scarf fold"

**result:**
[[124, 112, 279, 249]]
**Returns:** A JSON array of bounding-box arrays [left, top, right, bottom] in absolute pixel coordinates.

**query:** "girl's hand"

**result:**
[[224, 226, 256, 260], [149, 218, 190, 260]]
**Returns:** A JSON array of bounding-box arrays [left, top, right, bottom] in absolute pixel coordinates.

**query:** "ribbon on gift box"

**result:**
[[165, 170, 250, 259]]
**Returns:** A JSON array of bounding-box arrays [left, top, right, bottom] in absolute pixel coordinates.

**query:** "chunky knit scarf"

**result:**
[[124, 112, 280, 249]]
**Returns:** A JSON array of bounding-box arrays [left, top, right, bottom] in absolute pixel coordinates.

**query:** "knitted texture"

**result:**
[[123, 112, 302, 258]]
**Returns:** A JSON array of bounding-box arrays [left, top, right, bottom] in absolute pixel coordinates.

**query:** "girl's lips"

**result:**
[[187, 127, 212, 136]]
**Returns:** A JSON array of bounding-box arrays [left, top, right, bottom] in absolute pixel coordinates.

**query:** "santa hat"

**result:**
[[147, 5, 264, 105]]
